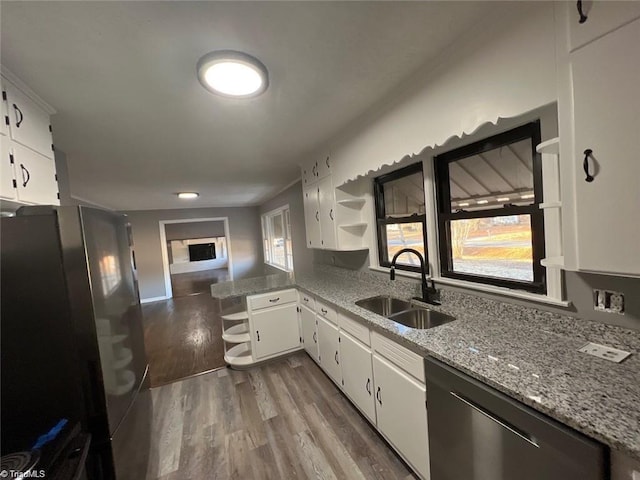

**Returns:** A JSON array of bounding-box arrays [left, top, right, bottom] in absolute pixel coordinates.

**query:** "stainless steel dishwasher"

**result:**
[[425, 357, 608, 480]]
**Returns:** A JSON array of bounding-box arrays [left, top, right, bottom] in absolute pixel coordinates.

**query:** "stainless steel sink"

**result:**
[[355, 294, 456, 330], [388, 308, 456, 330], [355, 295, 413, 317]]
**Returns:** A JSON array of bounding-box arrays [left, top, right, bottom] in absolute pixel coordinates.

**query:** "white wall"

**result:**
[[169, 237, 229, 274], [322, 2, 557, 186]]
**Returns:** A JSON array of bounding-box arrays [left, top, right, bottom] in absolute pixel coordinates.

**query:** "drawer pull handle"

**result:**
[[329, 209, 334, 221], [326, 156, 330, 169], [256, 330, 260, 341], [269, 297, 280, 303], [313, 332, 317, 343], [20, 163, 30, 187], [315, 211, 319, 222], [577, 0, 588, 24], [13, 104, 23, 127], [376, 386, 382, 405], [321, 308, 328, 315], [366, 378, 371, 395], [450, 392, 539, 448], [583, 149, 595, 182], [334, 351, 339, 365]]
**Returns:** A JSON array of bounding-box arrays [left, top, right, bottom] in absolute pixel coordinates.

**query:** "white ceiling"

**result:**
[[1, 1, 494, 210]]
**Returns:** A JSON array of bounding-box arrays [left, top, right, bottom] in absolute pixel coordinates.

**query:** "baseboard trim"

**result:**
[[140, 295, 169, 304]]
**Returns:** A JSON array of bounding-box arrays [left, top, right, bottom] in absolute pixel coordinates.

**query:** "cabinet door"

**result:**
[[373, 354, 430, 479], [303, 185, 322, 248], [317, 176, 337, 249], [571, 19, 640, 276], [251, 302, 300, 360], [300, 304, 318, 362], [4, 82, 53, 159], [568, 1, 640, 52], [317, 315, 341, 386], [1, 82, 9, 137], [0, 137, 17, 200], [316, 154, 331, 180], [301, 158, 318, 188], [12, 143, 59, 205], [340, 332, 375, 423]]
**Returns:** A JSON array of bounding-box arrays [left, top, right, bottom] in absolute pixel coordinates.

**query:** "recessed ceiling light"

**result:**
[[520, 194, 535, 199], [497, 197, 510, 202], [477, 200, 489, 205], [177, 192, 199, 199], [459, 202, 470, 207], [197, 50, 268, 98]]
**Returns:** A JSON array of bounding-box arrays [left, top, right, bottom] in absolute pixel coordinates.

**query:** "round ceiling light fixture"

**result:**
[[177, 192, 199, 199], [197, 50, 269, 98]]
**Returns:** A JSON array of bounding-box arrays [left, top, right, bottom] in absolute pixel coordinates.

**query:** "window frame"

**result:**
[[261, 204, 293, 272], [434, 121, 546, 293], [373, 162, 428, 274]]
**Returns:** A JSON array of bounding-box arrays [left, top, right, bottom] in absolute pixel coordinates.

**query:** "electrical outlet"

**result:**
[[578, 342, 631, 363], [593, 289, 625, 314]]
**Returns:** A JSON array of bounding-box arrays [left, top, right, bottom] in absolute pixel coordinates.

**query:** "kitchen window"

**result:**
[[261, 205, 293, 271], [373, 162, 428, 273], [434, 121, 546, 293]]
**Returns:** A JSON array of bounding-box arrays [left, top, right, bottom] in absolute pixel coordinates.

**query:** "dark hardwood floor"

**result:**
[[170, 268, 230, 298], [146, 352, 417, 480], [142, 294, 225, 387]]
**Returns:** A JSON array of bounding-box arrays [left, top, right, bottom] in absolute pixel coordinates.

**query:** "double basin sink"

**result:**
[[355, 295, 456, 330]]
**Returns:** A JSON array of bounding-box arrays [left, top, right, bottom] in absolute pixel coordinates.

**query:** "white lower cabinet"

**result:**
[[300, 304, 318, 362], [317, 315, 341, 385], [340, 331, 375, 423], [250, 302, 299, 360], [373, 354, 430, 479]]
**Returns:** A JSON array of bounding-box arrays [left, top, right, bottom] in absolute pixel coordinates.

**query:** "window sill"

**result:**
[[265, 262, 292, 273], [368, 265, 572, 308]]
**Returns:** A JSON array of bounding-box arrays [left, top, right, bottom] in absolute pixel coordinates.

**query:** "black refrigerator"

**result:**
[[1, 205, 151, 479]]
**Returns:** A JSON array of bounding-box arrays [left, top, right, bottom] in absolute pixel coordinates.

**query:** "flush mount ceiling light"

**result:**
[[177, 192, 199, 199], [197, 50, 269, 98]]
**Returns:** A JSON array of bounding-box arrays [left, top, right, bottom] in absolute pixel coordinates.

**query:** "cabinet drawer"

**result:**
[[338, 312, 370, 346], [248, 288, 298, 311], [298, 291, 315, 310], [372, 331, 424, 383], [315, 300, 337, 324]]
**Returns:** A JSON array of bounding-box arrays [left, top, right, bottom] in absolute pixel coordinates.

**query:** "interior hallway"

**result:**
[[142, 294, 225, 387]]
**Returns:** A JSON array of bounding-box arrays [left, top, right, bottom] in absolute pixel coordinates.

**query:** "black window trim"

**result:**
[[434, 121, 547, 294], [374, 162, 428, 274]]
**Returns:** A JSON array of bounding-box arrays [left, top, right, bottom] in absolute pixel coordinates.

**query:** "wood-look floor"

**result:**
[[142, 295, 225, 387], [170, 269, 230, 298], [146, 352, 417, 480]]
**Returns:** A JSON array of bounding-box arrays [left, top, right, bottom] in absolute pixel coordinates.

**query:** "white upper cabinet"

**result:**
[[567, 18, 640, 276], [11, 143, 59, 205], [568, 1, 640, 52], [0, 137, 17, 201], [0, 86, 8, 138], [3, 80, 54, 159], [300, 157, 369, 251], [317, 175, 337, 250], [303, 185, 322, 248]]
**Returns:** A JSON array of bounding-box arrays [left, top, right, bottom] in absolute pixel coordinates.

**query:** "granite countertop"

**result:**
[[212, 268, 640, 461]]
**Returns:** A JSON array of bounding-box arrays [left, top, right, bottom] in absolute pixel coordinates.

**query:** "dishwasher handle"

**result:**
[[450, 391, 539, 448]]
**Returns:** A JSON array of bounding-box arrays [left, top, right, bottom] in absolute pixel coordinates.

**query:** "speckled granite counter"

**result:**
[[212, 267, 640, 461], [210, 271, 294, 299]]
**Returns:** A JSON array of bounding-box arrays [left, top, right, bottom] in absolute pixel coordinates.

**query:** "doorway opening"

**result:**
[[159, 218, 233, 299]]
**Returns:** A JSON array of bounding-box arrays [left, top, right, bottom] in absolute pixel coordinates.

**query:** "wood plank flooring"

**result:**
[[170, 269, 230, 298], [146, 352, 417, 480], [142, 295, 225, 387]]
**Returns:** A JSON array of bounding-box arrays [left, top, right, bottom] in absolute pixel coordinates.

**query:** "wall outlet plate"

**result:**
[[578, 342, 631, 363]]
